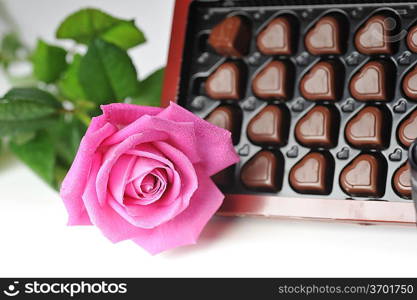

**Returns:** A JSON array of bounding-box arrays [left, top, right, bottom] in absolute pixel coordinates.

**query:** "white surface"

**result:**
[[1, 0, 417, 277]]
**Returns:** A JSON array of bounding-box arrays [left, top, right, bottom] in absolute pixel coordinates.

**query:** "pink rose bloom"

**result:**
[[60, 102, 239, 254]]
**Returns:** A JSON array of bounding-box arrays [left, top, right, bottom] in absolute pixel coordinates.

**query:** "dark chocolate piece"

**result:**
[[402, 65, 417, 100], [289, 152, 331, 194], [355, 15, 394, 55], [300, 61, 338, 101], [349, 61, 390, 101], [407, 25, 417, 53], [393, 164, 412, 198], [247, 105, 288, 145], [305, 16, 343, 55], [340, 154, 382, 197], [295, 105, 337, 148], [257, 17, 292, 55], [205, 62, 242, 100], [212, 166, 235, 188], [345, 106, 387, 149], [398, 109, 417, 148], [252, 61, 289, 100], [208, 15, 250, 57], [205, 105, 242, 145], [240, 150, 282, 192]]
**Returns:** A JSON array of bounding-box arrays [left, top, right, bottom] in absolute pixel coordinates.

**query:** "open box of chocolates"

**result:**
[[162, 0, 417, 225]]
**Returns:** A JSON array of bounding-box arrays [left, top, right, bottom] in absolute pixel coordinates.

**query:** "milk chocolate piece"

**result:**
[[345, 106, 387, 149], [355, 15, 394, 55], [407, 25, 417, 53], [402, 65, 417, 100], [305, 16, 343, 55], [205, 105, 242, 145], [252, 61, 289, 100], [257, 17, 292, 55], [240, 150, 282, 192], [340, 154, 382, 197], [208, 15, 250, 57], [247, 105, 288, 145], [300, 61, 339, 101], [205, 62, 242, 100], [349, 61, 390, 101], [289, 152, 331, 194], [398, 109, 417, 148], [295, 105, 337, 148], [393, 164, 412, 198]]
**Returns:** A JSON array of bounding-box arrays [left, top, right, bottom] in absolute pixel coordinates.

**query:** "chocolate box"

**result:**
[[162, 0, 417, 225]]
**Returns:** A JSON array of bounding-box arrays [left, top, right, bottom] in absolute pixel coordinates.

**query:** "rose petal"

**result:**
[[95, 130, 168, 206], [101, 103, 162, 127], [61, 116, 118, 225], [158, 102, 240, 176], [101, 115, 200, 164], [108, 154, 137, 205], [132, 166, 224, 254]]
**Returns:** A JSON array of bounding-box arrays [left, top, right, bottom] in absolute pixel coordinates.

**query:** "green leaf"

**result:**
[[0, 88, 61, 135], [56, 8, 145, 49], [10, 131, 56, 185], [0, 32, 23, 66], [100, 20, 146, 50], [57, 54, 87, 102], [131, 67, 164, 106], [32, 39, 68, 83], [48, 116, 85, 166], [79, 38, 139, 103]]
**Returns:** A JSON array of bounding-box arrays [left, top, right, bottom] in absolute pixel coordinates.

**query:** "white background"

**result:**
[[0, 0, 417, 277]]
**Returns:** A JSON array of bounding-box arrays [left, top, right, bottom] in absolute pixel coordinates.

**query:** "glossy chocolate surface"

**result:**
[[247, 105, 288, 145], [208, 15, 250, 57], [257, 17, 292, 55], [252, 61, 290, 100], [398, 109, 417, 148], [349, 61, 390, 102], [345, 106, 387, 149], [340, 154, 382, 197], [295, 105, 337, 148], [205, 62, 242, 100], [240, 150, 282, 192], [289, 152, 331, 194], [393, 164, 412, 198], [305, 16, 342, 55], [402, 65, 417, 100], [355, 15, 394, 55], [407, 25, 417, 53], [300, 61, 339, 101], [205, 105, 242, 144]]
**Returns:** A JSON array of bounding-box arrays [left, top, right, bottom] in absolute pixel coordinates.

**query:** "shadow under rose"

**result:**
[[162, 215, 238, 257]]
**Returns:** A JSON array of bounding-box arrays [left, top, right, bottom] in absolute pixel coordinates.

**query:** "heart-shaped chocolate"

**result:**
[[300, 61, 336, 101], [407, 25, 417, 53], [247, 105, 288, 145], [208, 15, 250, 57], [240, 150, 282, 192], [205, 105, 242, 145], [349, 61, 388, 101], [355, 15, 393, 55], [398, 109, 417, 147], [295, 105, 336, 148], [252, 61, 288, 99], [205, 62, 241, 100], [340, 154, 381, 197], [345, 106, 386, 149], [393, 163, 412, 198], [402, 65, 417, 100], [305, 16, 342, 55], [257, 17, 291, 55], [289, 152, 330, 194]]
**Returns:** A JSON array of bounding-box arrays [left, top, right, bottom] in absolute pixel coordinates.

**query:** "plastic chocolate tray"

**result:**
[[162, 0, 417, 225]]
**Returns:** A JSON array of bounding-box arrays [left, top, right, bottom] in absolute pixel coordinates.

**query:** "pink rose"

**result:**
[[60, 102, 239, 254]]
